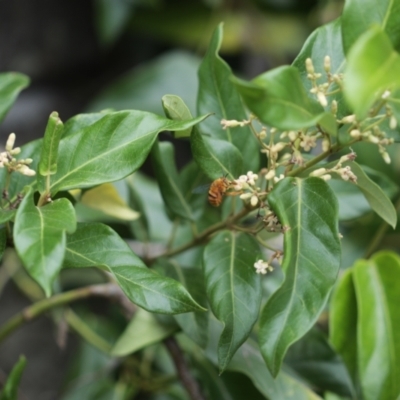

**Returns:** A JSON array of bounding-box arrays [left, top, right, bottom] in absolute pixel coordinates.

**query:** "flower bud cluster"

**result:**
[[310, 152, 358, 183], [0, 133, 36, 176], [234, 171, 260, 207], [220, 119, 250, 129], [306, 56, 343, 108]]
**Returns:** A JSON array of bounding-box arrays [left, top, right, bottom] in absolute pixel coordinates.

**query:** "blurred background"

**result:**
[[0, 0, 344, 398]]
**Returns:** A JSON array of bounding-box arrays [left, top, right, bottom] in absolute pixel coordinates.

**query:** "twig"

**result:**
[[0, 283, 134, 344], [164, 337, 205, 400]]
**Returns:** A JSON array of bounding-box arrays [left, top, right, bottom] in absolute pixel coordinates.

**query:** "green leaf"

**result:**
[[88, 51, 200, 116], [191, 128, 243, 180], [48, 110, 208, 193], [64, 223, 206, 314], [157, 260, 209, 348], [197, 23, 259, 172], [205, 315, 323, 400], [14, 190, 77, 297], [341, 0, 400, 54], [0, 355, 27, 400], [0, 209, 16, 224], [0, 227, 6, 263], [151, 141, 194, 221], [37, 112, 64, 193], [63, 112, 111, 137], [259, 177, 341, 377], [330, 269, 360, 393], [292, 18, 348, 118], [234, 66, 337, 135], [203, 231, 262, 372], [111, 308, 178, 356], [344, 27, 400, 118], [0, 72, 29, 123], [162, 94, 193, 138], [285, 327, 355, 397], [353, 252, 400, 400]]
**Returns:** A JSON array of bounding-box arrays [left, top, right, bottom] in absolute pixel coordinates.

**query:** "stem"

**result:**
[[164, 337, 205, 400], [0, 283, 130, 343]]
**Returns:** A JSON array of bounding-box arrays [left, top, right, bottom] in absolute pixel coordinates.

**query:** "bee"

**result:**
[[208, 176, 231, 207]]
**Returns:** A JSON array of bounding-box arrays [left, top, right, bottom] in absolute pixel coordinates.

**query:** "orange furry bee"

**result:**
[[208, 176, 242, 207]]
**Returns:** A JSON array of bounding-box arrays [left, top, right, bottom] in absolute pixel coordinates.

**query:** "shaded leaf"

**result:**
[[162, 94, 193, 138], [48, 110, 208, 193], [260, 177, 341, 377], [111, 308, 178, 356], [64, 223, 206, 314], [80, 183, 139, 221], [191, 128, 243, 180], [344, 27, 400, 118], [197, 23, 259, 172], [341, 0, 400, 54], [151, 141, 194, 220], [14, 190, 76, 296], [0, 355, 27, 400], [203, 231, 261, 372], [0, 72, 29, 123], [234, 66, 337, 135], [0, 210, 16, 224]]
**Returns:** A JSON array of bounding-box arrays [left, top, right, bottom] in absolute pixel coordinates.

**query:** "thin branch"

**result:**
[[0, 283, 134, 344], [164, 337, 205, 400]]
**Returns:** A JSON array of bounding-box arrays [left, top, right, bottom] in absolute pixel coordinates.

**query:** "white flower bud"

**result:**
[[350, 129, 361, 138], [331, 100, 338, 115], [250, 195, 259, 207], [240, 192, 252, 200], [322, 138, 330, 152], [390, 116, 397, 129], [288, 131, 298, 141], [5, 133, 16, 151], [382, 151, 391, 164], [382, 90, 391, 99], [305, 58, 315, 74], [317, 92, 328, 107], [265, 169, 276, 180], [310, 168, 327, 177], [324, 55, 331, 73], [321, 174, 332, 181], [341, 115, 356, 124]]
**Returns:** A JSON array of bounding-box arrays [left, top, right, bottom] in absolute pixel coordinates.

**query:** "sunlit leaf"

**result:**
[[64, 223, 206, 314], [0, 72, 29, 123], [203, 231, 262, 372], [14, 190, 77, 297], [260, 177, 341, 377]]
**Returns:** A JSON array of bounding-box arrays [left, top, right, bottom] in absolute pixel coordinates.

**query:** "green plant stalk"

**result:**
[[0, 283, 122, 343]]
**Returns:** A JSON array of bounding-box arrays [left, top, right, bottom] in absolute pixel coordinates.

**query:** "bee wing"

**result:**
[[192, 183, 210, 194]]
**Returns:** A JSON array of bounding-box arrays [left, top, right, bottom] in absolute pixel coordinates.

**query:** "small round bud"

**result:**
[[324, 55, 331, 73], [5, 133, 16, 151], [305, 58, 315, 74]]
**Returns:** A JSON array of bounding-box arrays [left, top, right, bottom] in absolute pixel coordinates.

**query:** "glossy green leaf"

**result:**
[[197, 23, 259, 172], [260, 177, 341, 377], [64, 223, 206, 314], [151, 141, 194, 221], [353, 252, 400, 400], [203, 231, 262, 372], [158, 260, 209, 347], [14, 190, 77, 297], [191, 128, 243, 180], [293, 18, 347, 118], [0, 355, 27, 400], [37, 112, 64, 194], [111, 308, 178, 356], [88, 51, 200, 116], [341, 0, 400, 54], [205, 315, 322, 400], [285, 327, 355, 397], [330, 269, 360, 392], [344, 27, 400, 118], [48, 110, 208, 194], [234, 66, 337, 135], [63, 112, 111, 137], [162, 94, 193, 138], [0, 72, 29, 123]]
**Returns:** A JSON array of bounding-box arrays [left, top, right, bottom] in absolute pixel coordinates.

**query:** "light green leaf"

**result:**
[[162, 94, 193, 138], [63, 111, 111, 137], [0, 209, 16, 224], [64, 223, 206, 314], [48, 110, 208, 194], [203, 231, 262, 372], [191, 128, 243, 180], [260, 177, 341, 377], [111, 308, 178, 356], [151, 141, 194, 220], [234, 66, 337, 135], [37, 112, 64, 193], [0, 355, 27, 400], [197, 23, 259, 172], [354, 252, 400, 400], [341, 0, 400, 54], [0, 72, 29, 123], [344, 27, 400, 118], [14, 190, 76, 296]]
